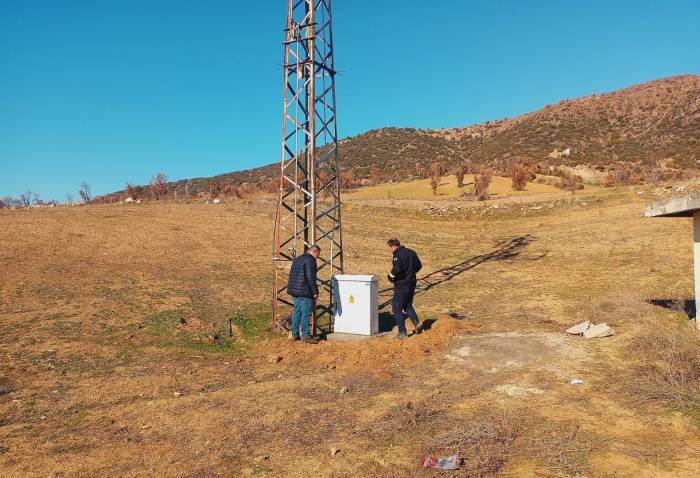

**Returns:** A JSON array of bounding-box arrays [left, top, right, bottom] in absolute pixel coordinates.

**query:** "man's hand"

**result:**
[[387, 274, 395, 283]]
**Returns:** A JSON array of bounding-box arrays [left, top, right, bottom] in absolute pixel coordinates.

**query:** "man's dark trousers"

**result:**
[[392, 280, 419, 334]]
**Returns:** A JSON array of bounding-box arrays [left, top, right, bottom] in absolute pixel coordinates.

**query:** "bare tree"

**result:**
[[429, 161, 444, 195], [370, 167, 381, 186], [32, 192, 42, 205], [456, 163, 467, 188], [510, 164, 530, 191], [19, 192, 31, 207], [65, 192, 74, 204], [430, 174, 441, 195], [149, 173, 168, 200], [430, 161, 446, 177], [415, 162, 425, 178], [474, 168, 492, 201], [125, 183, 142, 200], [79, 182, 91, 204], [644, 160, 663, 184], [209, 181, 222, 199]]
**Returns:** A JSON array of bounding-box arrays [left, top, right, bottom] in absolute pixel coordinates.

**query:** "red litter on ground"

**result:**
[[419, 453, 463, 470]]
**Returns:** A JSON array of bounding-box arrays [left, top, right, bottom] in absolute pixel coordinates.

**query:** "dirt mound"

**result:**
[[257, 315, 479, 373]]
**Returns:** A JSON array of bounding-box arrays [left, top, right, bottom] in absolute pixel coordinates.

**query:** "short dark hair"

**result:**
[[308, 244, 321, 253], [387, 239, 401, 248]]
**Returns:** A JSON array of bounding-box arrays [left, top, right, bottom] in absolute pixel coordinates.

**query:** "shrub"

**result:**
[[339, 171, 355, 189], [222, 183, 240, 198], [628, 318, 700, 418], [558, 173, 582, 193], [603, 165, 632, 187]]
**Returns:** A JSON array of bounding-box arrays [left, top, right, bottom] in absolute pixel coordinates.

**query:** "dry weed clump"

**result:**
[[374, 398, 440, 436], [430, 409, 598, 477], [433, 409, 520, 477], [578, 289, 650, 326], [532, 422, 596, 477], [628, 319, 700, 415]]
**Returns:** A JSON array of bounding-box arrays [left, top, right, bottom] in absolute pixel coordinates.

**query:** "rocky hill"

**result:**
[[101, 75, 700, 199]]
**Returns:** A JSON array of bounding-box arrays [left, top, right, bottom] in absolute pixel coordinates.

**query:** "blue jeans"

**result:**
[[392, 282, 419, 335], [291, 297, 313, 339]]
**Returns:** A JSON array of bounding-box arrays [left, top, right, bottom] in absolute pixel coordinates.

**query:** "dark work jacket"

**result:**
[[389, 246, 422, 287], [287, 252, 319, 298]]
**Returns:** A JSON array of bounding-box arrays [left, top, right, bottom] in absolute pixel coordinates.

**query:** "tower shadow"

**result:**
[[378, 235, 537, 310]]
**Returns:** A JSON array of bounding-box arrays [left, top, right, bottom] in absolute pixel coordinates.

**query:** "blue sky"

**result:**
[[1, 0, 699, 201]]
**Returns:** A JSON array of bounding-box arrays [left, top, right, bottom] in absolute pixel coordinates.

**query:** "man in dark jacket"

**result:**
[[287, 245, 321, 343], [387, 239, 422, 339]]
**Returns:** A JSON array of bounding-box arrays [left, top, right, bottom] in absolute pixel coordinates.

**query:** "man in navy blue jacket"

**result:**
[[387, 239, 422, 339], [287, 245, 321, 343]]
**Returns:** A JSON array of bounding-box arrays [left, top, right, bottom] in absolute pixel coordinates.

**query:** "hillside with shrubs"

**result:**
[[94, 75, 699, 202]]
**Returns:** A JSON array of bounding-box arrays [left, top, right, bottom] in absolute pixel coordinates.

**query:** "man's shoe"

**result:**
[[292, 336, 301, 341], [395, 333, 408, 340], [412, 319, 422, 335], [301, 337, 320, 344]]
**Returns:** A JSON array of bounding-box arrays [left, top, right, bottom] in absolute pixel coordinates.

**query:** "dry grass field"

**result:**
[[1, 185, 700, 477]]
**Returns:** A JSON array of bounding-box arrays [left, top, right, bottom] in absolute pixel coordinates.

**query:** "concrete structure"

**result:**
[[332, 275, 379, 336], [645, 195, 700, 330]]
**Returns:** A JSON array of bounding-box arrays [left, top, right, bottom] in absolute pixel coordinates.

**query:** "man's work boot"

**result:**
[[301, 337, 320, 344], [411, 319, 422, 335], [395, 332, 408, 340]]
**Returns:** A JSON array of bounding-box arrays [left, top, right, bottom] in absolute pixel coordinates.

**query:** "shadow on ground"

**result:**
[[648, 298, 696, 319], [378, 235, 537, 310]]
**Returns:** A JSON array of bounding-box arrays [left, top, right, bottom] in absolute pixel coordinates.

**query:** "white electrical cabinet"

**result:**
[[332, 275, 379, 335]]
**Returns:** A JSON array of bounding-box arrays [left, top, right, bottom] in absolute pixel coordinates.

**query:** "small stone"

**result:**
[[268, 355, 282, 364], [340, 386, 349, 394], [173, 391, 183, 397], [40, 415, 47, 420], [254, 455, 269, 463], [583, 323, 615, 339], [141, 425, 152, 429], [330, 447, 340, 456], [566, 321, 591, 335], [277, 374, 283, 380]]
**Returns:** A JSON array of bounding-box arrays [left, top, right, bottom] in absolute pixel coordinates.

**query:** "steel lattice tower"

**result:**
[[272, 0, 343, 335]]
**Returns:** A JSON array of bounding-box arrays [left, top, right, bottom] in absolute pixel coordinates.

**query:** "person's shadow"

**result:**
[[378, 311, 437, 333], [378, 235, 540, 311]]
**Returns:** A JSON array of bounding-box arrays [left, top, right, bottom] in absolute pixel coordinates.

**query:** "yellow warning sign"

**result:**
[[349, 294, 355, 304]]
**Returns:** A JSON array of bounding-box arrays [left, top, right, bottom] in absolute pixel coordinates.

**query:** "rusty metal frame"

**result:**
[[272, 0, 343, 335]]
